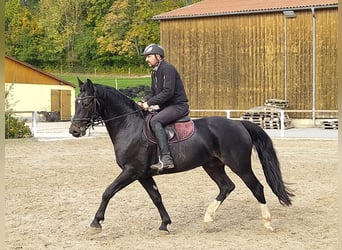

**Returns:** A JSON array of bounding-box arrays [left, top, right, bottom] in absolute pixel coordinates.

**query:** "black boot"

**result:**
[[151, 123, 175, 170]]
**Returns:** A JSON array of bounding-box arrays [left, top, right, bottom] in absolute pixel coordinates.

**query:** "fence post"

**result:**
[[280, 110, 285, 137], [226, 110, 231, 119], [31, 111, 37, 137]]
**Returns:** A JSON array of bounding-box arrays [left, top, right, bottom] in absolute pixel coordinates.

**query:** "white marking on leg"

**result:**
[[204, 200, 222, 223], [260, 203, 274, 231]]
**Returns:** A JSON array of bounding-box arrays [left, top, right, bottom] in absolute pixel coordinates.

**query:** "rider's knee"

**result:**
[[151, 121, 163, 132]]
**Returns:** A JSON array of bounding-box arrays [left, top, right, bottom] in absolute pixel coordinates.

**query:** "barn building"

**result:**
[[153, 0, 338, 124], [5, 55, 76, 121]]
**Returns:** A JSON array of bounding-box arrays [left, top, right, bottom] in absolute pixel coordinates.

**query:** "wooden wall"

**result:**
[[5, 56, 75, 120], [5, 57, 62, 85], [159, 8, 338, 118]]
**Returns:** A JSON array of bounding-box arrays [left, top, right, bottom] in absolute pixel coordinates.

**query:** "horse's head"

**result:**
[[69, 78, 100, 137]]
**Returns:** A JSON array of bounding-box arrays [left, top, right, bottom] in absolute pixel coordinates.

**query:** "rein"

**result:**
[[73, 94, 143, 129], [92, 109, 142, 126]]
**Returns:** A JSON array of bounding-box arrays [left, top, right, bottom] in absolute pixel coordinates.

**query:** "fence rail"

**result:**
[[6, 111, 38, 136], [190, 109, 338, 137], [6, 109, 339, 138]]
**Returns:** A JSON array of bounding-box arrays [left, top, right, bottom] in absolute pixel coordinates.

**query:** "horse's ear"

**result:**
[[85, 78, 95, 94], [86, 78, 93, 85], [77, 77, 84, 87]]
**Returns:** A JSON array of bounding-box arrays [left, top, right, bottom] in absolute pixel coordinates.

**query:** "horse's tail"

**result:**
[[241, 120, 294, 206]]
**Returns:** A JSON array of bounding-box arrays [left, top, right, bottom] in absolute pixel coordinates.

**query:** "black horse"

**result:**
[[69, 78, 293, 233]]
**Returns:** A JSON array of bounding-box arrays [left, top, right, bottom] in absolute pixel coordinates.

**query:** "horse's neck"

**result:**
[[98, 90, 144, 141], [100, 92, 135, 120], [102, 106, 144, 141]]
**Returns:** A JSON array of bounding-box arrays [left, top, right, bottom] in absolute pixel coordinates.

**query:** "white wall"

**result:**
[[5, 83, 75, 118]]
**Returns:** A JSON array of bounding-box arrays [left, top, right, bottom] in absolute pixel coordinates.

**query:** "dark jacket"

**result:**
[[144, 60, 188, 110]]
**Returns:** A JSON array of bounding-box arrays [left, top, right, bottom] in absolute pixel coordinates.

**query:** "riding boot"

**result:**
[[151, 123, 175, 170]]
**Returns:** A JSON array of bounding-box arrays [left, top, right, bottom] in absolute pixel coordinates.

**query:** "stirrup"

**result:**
[[150, 156, 174, 170]]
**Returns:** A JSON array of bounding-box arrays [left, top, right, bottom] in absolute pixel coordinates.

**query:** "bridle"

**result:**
[[72, 93, 142, 130], [72, 95, 101, 130]]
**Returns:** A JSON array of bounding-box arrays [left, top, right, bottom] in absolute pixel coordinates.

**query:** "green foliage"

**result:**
[[5, 114, 33, 139], [97, 0, 187, 60], [5, 0, 201, 72], [5, 0, 45, 65], [5, 85, 33, 139], [57, 74, 151, 95]]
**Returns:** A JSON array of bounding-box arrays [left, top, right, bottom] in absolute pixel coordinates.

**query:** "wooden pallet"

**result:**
[[321, 119, 338, 129], [264, 124, 280, 129], [242, 116, 263, 126], [241, 106, 293, 129], [264, 120, 293, 129], [265, 99, 289, 109]]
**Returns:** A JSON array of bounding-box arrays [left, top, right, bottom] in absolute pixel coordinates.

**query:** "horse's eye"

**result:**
[[82, 102, 90, 108]]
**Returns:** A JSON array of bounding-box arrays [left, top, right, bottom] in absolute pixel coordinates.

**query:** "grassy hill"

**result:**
[[57, 74, 151, 95]]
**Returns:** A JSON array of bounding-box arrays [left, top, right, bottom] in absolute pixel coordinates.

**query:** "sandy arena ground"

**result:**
[[5, 134, 338, 249]]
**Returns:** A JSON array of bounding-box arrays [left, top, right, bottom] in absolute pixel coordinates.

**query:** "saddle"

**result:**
[[143, 114, 195, 144]]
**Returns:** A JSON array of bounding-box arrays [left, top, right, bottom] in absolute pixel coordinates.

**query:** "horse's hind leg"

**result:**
[[202, 162, 235, 225], [139, 177, 171, 233], [230, 161, 273, 231]]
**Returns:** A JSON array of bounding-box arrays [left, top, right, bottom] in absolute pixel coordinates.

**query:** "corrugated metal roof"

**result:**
[[153, 0, 338, 20]]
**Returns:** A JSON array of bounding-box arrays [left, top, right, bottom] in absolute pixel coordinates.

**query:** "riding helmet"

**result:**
[[142, 44, 165, 58]]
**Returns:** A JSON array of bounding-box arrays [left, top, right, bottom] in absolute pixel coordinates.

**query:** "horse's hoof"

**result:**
[[263, 220, 274, 232], [158, 229, 170, 235], [90, 220, 102, 233], [90, 220, 102, 232], [202, 221, 214, 232], [158, 224, 171, 235], [88, 226, 102, 235], [264, 224, 274, 232]]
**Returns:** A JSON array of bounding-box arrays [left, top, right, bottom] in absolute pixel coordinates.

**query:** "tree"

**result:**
[[5, 0, 200, 71], [5, 0, 44, 65], [38, 0, 89, 69], [97, 0, 196, 63]]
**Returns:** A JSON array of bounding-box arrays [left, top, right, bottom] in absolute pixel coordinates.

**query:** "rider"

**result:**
[[139, 43, 189, 170]]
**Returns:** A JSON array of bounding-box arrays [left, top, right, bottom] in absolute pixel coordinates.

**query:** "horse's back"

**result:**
[[194, 116, 251, 140]]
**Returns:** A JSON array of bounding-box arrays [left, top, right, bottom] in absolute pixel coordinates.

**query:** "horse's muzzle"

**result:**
[[69, 123, 87, 137]]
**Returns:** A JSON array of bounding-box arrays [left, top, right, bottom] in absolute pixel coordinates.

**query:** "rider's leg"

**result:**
[[149, 104, 189, 170], [150, 122, 174, 169]]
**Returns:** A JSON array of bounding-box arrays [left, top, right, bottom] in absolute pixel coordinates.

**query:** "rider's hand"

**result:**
[[137, 101, 149, 110], [142, 102, 149, 110]]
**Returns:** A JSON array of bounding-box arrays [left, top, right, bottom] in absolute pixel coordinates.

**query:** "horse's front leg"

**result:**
[[90, 167, 137, 231], [139, 177, 172, 233]]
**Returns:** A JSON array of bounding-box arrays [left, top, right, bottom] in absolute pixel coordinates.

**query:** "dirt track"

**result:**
[[5, 136, 338, 249]]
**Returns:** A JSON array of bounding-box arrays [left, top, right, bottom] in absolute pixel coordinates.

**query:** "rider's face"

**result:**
[[145, 54, 160, 68]]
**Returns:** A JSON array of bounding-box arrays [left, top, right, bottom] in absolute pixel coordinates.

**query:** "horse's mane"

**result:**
[[94, 83, 139, 111]]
